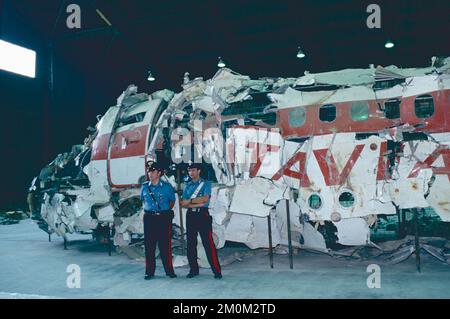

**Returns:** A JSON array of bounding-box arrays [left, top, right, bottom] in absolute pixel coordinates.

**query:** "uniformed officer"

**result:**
[[141, 161, 177, 280], [181, 163, 222, 279]]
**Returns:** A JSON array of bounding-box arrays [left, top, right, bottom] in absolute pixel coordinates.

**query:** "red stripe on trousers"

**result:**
[[168, 223, 173, 269], [208, 231, 220, 273]]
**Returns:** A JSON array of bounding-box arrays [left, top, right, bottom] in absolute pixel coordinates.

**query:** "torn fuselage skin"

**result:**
[[30, 58, 450, 253]]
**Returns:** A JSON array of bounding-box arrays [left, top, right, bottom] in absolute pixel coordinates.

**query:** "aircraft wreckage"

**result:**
[[28, 57, 450, 257]]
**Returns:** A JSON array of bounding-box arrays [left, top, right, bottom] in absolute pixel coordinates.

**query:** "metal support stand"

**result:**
[[413, 208, 421, 273], [401, 209, 407, 237], [388, 208, 447, 270], [285, 200, 294, 269], [48, 233, 51, 242], [396, 207, 402, 239], [267, 214, 273, 269], [108, 224, 112, 256], [63, 236, 68, 250]]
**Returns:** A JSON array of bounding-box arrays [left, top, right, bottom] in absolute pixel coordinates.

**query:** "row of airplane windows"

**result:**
[[288, 94, 436, 128], [111, 95, 439, 129]]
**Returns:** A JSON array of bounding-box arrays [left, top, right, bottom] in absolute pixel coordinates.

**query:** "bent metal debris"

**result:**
[[28, 57, 450, 256]]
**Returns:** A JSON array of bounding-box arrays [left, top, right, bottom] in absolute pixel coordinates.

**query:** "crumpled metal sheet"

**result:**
[[416, 133, 450, 221], [428, 177, 450, 222], [275, 200, 301, 248], [290, 64, 437, 87], [298, 222, 328, 252], [208, 68, 251, 100], [117, 210, 144, 234], [224, 211, 281, 249], [228, 126, 283, 181], [40, 193, 97, 236], [192, 96, 216, 113], [333, 217, 371, 246], [150, 89, 175, 102], [269, 86, 376, 109], [97, 205, 116, 223], [113, 229, 131, 246], [269, 74, 446, 111], [228, 177, 288, 217], [182, 77, 207, 101], [32, 56, 450, 253], [248, 132, 398, 221], [209, 187, 230, 225]]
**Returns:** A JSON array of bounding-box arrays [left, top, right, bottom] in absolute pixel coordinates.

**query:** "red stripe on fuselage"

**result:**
[[91, 133, 110, 161], [110, 125, 148, 159], [313, 144, 365, 186], [408, 146, 450, 181], [278, 89, 450, 139], [91, 125, 149, 162], [376, 142, 389, 181]]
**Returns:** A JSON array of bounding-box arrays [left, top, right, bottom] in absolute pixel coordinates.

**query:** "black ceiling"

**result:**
[[9, 0, 450, 92]]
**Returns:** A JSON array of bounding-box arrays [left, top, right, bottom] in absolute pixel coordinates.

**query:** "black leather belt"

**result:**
[[145, 210, 165, 215], [188, 207, 209, 213]]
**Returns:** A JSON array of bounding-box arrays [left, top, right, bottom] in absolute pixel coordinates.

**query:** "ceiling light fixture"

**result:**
[[296, 47, 306, 58], [385, 39, 394, 49], [217, 56, 226, 68], [147, 70, 155, 81]]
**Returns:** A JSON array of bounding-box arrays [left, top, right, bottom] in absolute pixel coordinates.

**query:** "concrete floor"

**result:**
[[1, 219, 449, 299]]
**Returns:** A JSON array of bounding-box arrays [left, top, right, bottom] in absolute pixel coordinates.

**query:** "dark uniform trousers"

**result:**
[[143, 211, 175, 276], [186, 208, 221, 275]]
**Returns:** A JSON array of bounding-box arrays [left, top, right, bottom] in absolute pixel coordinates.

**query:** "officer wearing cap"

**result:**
[[141, 161, 177, 280], [181, 162, 222, 279]]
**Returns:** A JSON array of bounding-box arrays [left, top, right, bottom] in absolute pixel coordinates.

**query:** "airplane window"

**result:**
[[384, 99, 400, 119], [414, 95, 434, 118], [288, 107, 306, 128], [350, 101, 369, 121], [319, 104, 336, 122], [338, 191, 355, 208], [247, 112, 277, 125], [118, 112, 146, 127], [223, 93, 272, 116], [308, 194, 322, 210]]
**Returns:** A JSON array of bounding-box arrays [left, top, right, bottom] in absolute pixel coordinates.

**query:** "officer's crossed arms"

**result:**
[[180, 165, 208, 208]]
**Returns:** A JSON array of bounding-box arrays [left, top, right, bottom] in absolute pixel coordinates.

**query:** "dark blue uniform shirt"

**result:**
[[141, 181, 175, 212], [182, 178, 212, 208]]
